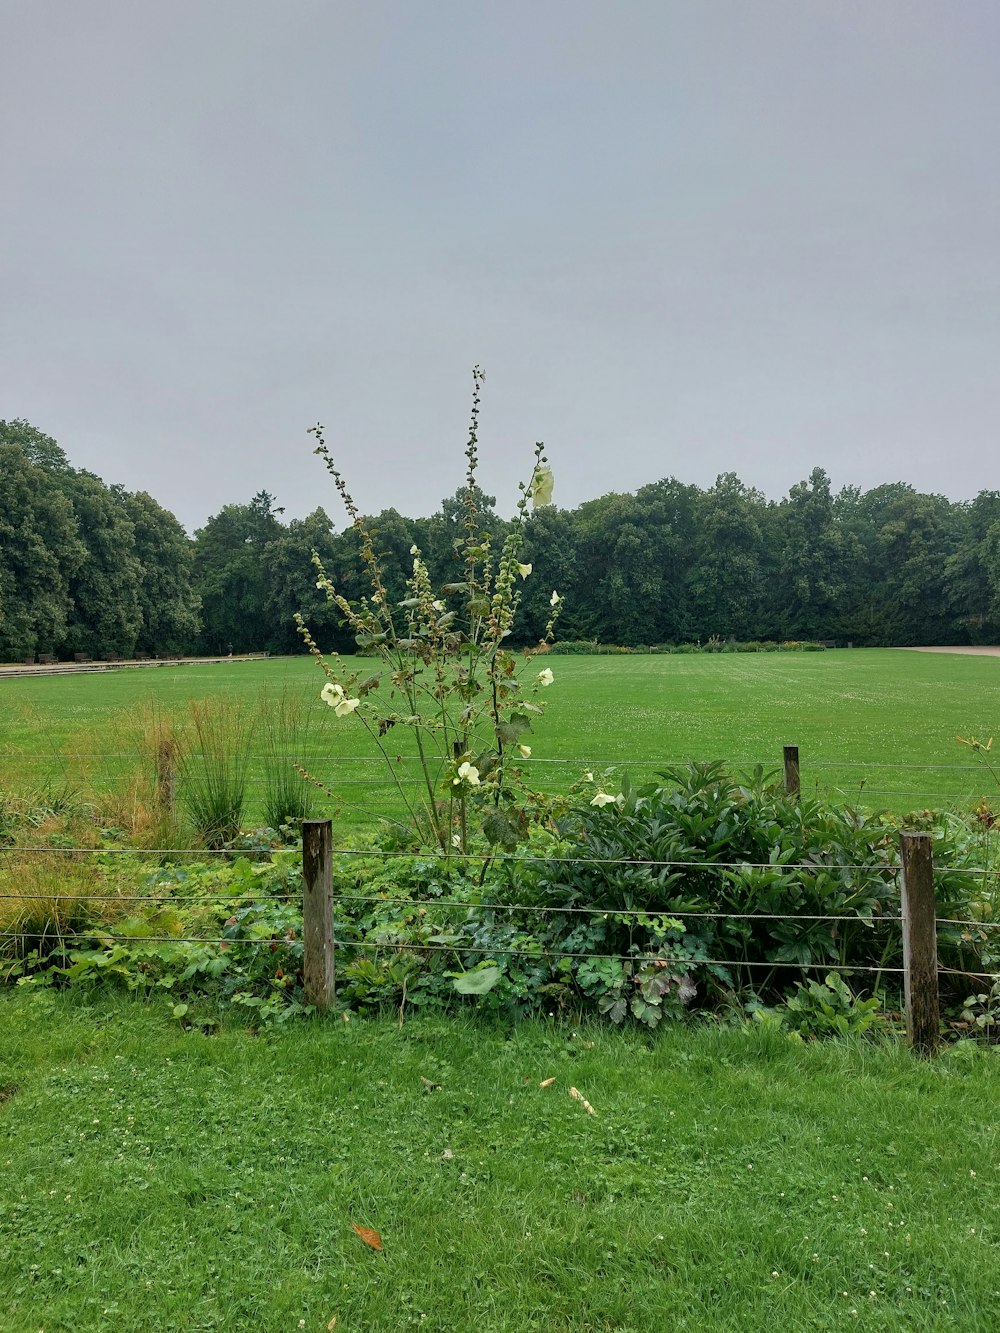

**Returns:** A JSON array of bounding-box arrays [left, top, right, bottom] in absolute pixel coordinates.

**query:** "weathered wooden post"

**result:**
[[783, 745, 800, 799], [900, 832, 939, 1054], [302, 818, 335, 1011], [155, 737, 176, 822]]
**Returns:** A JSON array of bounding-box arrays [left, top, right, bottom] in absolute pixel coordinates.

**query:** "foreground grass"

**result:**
[[1, 650, 999, 831], [1, 993, 999, 1331]]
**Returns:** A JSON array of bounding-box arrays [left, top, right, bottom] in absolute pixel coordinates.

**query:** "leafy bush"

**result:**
[[546, 639, 600, 655], [779, 971, 882, 1038]]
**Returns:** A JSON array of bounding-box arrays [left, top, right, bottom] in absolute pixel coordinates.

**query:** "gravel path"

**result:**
[[898, 645, 1000, 657]]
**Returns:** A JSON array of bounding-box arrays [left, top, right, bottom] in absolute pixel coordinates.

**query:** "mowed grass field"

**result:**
[[1, 649, 998, 832], [2, 992, 999, 1332]]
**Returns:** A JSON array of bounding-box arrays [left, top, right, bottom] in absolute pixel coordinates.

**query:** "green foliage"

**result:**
[[192, 491, 285, 654], [779, 971, 882, 1038], [6, 410, 1000, 659], [546, 638, 826, 655], [119, 490, 201, 655], [0, 440, 84, 659], [0, 421, 202, 661], [961, 980, 1000, 1037], [53, 470, 144, 659]]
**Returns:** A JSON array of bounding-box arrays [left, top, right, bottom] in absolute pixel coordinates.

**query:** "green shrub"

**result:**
[[547, 639, 600, 655], [779, 971, 882, 1038]]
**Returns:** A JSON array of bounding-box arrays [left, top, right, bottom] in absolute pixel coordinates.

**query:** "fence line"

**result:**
[[0, 845, 911, 872], [3, 820, 998, 1051], [0, 890, 907, 922], [4, 753, 991, 771], [2, 842, 996, 877]]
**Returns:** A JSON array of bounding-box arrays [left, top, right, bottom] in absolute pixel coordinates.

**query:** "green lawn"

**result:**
[[1, 650, 998, 831], [1, 991, 998, 1331]]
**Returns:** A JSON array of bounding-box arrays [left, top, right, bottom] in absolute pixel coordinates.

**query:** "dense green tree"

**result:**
[[841, 485, 958, 645], [775, 468, 851, 639], [518, 507, 583, 641], [0, 418, 70, 471], [261, 507, 346, 655], [192, 492, 285, 653], [54, 470, 143, 658], [0, 443, 83, 659], [4, 413, 999, 659], [416, 487, 506, 593], [687, 475, 772, 640], [945, 491, 1000, 644], [119, 490, 201, 654]]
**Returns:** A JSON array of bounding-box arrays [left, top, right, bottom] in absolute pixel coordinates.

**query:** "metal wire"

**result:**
[[0, 892, 301, 905], [327, 938, 907, 972], [0, 932, 282, 946], [938, 966, 1000, 982], [323, 848, 908, 873], [4, 753, 991, 771], [328, 894, 903, 922], [0, 846, 240, 856], [0, 844, 907, 871]]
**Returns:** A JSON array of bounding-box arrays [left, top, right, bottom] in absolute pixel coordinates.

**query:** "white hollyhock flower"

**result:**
[[550, 590, 560, 607], [334, 697, 360, 717], [452, 761, 481, 787], [590, 792, 616, 807], [517, 563, 532, 579], [532, 465, 554, 506], [518, 744, 532, 759], [321, 682, 345, 706], [537, 667, 554, 687]]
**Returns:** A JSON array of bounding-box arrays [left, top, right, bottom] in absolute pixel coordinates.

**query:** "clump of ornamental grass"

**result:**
[[297, 367, 560, 854], [0, 852, 102, 972], [179, 697, 255, 849], [258, 686, 318, 830]]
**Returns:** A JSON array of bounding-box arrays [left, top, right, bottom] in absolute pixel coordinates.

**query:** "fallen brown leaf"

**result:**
[[351, 1223, 383, 1251], [569, 1086, 597, 1115]]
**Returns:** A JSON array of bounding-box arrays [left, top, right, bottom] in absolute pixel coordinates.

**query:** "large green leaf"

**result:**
[[453, 966, 503, 995], [482, 807, 525, 851]]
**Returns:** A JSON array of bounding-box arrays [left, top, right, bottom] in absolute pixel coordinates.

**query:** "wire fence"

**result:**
[[2, 842, 997, 993], [3, 742, 999, 1046]]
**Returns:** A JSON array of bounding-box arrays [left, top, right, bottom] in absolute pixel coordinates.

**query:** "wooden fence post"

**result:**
[[783, 745, 800, 799], [155, 738, 176, 822], [900, 832, 939, 1054], [302, 818, 335, 1011]]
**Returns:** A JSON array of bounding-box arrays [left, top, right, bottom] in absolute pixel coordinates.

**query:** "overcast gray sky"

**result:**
[[2, 1, 998, 533]]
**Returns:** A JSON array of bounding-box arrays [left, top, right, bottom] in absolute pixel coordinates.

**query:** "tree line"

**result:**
[[2, 418, 999, 661]]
